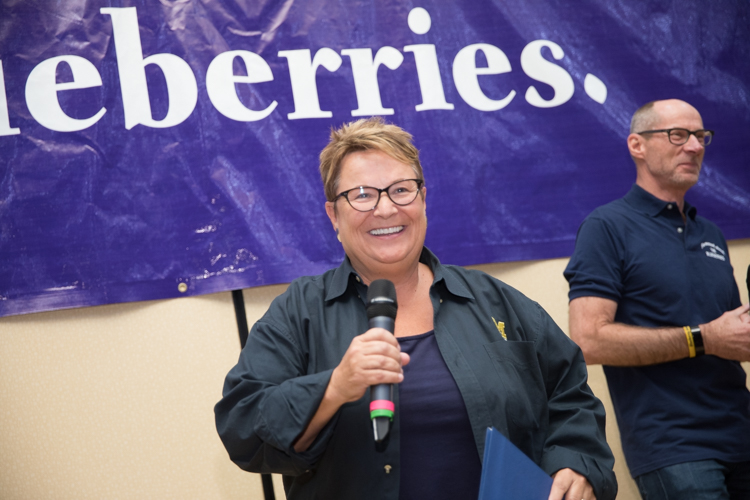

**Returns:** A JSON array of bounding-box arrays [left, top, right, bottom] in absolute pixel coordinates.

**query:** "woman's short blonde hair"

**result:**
[[319, 117, 423, 202]]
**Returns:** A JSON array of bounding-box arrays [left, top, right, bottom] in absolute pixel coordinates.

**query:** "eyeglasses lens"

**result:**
[[387, 180, 420, 205], [668, 129, 689, 145]]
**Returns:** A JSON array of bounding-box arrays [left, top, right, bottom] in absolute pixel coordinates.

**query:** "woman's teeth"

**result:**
[[369, 226, 404, 236]]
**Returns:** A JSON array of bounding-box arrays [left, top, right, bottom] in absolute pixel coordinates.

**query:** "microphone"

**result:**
[[366, 279, 398, 444]]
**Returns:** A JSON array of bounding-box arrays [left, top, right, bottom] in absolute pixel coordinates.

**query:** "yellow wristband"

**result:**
[[683, 326, 696, 358]]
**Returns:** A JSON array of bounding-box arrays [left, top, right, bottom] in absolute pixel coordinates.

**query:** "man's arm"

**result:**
[[569, 296, 750, 366]]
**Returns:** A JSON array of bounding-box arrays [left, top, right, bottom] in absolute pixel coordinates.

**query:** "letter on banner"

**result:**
[[520, 40, 574, 108], [403, 7, 453, 112], [453, 44, 516, 112], [403, 44, 454, 111], [279, 48, 342, 120], [100, 7, 198, 129], [206, 50, 278, 121], [0, 60, 21, 136], [341, 47, 404, 116], [25, 56, 106, 132]]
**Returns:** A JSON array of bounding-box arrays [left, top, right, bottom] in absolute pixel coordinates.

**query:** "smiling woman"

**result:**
[[214, 117, 618, 500]]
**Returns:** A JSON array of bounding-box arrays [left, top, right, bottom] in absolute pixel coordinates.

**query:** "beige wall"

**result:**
[[1, 239, 748, 500]]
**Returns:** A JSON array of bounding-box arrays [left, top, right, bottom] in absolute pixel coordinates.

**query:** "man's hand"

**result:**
[[702, 303, 750, 361], [549, 468, 595, 500]]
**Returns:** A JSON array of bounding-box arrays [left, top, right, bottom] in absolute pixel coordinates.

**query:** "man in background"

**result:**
[[565, 99, 750, 499]]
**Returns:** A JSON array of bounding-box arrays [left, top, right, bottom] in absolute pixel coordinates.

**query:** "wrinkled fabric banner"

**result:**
[[1, 0, 748, 317]]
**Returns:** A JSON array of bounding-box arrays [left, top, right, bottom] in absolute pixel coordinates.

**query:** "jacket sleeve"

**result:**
[[535, 306, 618, 500], [214, 293, 339, 475]]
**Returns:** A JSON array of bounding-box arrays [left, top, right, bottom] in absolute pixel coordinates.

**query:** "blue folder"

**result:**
[[477, 427, 553, 500]]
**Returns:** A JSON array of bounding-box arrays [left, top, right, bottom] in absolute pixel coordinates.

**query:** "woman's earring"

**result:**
[[336, 228, 341, 242]]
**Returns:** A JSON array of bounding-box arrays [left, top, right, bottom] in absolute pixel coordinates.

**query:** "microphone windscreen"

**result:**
[[366, 279, 398, 320]]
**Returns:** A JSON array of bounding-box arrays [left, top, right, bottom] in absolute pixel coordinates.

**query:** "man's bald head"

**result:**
[[630, 99, 701, 134]]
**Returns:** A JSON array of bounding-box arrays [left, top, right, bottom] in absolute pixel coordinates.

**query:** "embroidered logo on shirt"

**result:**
[[701, 241, 726, 261], [492, 317, 507, 340]]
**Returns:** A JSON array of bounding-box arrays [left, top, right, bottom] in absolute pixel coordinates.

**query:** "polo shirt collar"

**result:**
[[325, 246, 474, 301], [624, 184, 697, 220]]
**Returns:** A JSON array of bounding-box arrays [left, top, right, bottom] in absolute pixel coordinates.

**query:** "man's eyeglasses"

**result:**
[[335, 179, 424, 212], [636, 128, 714, 146]]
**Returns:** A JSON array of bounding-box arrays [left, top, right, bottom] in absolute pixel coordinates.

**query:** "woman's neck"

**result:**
[[357, 258, 422, 298], [352, 256, 435, 336]]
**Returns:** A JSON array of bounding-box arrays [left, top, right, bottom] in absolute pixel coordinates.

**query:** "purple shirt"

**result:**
[[398, 331, 482, 500]]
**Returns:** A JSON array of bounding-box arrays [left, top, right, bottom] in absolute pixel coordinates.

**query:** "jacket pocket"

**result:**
[[483, 340, 547, 457]]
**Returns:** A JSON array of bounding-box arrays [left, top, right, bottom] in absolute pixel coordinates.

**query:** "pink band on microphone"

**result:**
[[370, 400, 395, 412]]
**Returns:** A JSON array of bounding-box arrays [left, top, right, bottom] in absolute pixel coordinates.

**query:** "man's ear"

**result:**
[[325, 201, 338, 229], [627, 133, 646, 159]]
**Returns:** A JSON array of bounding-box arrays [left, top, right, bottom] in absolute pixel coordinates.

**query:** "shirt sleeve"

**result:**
[[214, 294, 338, 475], [564, 216, 625, 303], [535, 305, 618, 500], [717, 229, 743, 310]]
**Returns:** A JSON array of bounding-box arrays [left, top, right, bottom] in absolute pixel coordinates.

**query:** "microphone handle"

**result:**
[[369, 315, 395, 443], [369, 316, 395, 333], [368, 315, 395, 401]]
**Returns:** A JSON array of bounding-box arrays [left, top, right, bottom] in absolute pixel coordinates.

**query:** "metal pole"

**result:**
[[231, 289, 276, 500]]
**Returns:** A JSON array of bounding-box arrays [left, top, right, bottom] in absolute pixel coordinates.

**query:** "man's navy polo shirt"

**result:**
[[565, 184, 750, 477]]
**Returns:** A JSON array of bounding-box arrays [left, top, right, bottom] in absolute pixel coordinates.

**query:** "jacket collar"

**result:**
[[326, 247, 474, 302]]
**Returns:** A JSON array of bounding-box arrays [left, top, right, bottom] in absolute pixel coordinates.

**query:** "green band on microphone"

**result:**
[[370, 409, 394, 420]]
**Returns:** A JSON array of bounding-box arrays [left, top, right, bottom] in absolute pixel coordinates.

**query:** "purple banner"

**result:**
[[1, 1, 749, 317]]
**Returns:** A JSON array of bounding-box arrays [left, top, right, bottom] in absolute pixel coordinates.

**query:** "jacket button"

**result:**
[[384, 465, 392, 474]]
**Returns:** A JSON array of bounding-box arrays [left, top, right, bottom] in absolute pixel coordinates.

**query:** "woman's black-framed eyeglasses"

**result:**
[[335, 179, 424, 212], [636, 128, 714, 146]]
